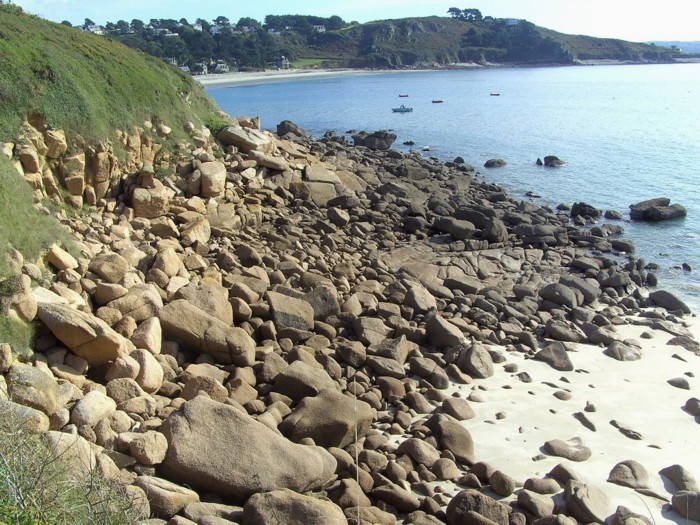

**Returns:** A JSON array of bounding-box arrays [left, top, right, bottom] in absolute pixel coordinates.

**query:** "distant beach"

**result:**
[[196, 68, 378, 87]]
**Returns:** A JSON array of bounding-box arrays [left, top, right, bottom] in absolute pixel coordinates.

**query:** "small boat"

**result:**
[[432, 100, 443, 103], [399, 94, 409, 97], [490, 93, 500, 96], [392, 104, 413, 113]]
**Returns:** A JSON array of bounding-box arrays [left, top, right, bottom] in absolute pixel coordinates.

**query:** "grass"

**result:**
[[0, 404, 143, 524], [290, 58, 328, 68], [0, 4, 224, 145]]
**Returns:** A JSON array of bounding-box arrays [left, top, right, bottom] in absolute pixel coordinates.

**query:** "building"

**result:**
[[312, 25, 326, 33]]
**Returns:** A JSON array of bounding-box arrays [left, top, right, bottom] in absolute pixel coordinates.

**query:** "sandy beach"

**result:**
[[196, 68, 383, 87]]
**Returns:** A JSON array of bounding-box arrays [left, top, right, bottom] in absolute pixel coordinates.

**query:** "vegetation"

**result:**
[[0, 3, 223, 144], [72, 10, 677, 71], [0, 404, 143, 524]]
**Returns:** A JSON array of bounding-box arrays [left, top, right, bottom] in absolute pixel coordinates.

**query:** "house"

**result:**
[[278, 55, 290, 69], [209, 25, 222, 35], [212, 60, 230, 74], [312, 25, 326, 33], [505, 18, 520, 26], [267, 28, 281, 36], [165, 57, 177, 66]]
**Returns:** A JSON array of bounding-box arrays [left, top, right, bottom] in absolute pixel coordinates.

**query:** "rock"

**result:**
[[277, 120, 307, 138], [272, 360, 337, 402], [397, 438, 441, 467], [132, 184, 171, 218], [608, 460, 650, 489], [123, 430, 169, 465], [243, 489, 346, 525], [373, 483, 421, 513], [71, 390, 117, 427], [544, 155, 565, 167], [134, 476, 200, 519], [430, 414, 476, 465], [604, 340, 642, 361], [457, 344, 494, 379], [352, 130, 397, 150], [534, 342, 574, 371], [0, 399, 50, 432], [442, 397, 476, 420], [427, 315, 465, 347], [571, 202, 601, 219], [517, 489, 555, 518], [629, 198, 687, 221], [660, 464, 699, 492], [173, 281, 233, 326], [489, 470, 516, 497], [108, 284, 164, 323], [669, 336, 700, 356], [446, 489, 509, 525], [648, 290, 691, 314], [543, 437, 592, 462], [484, 159, 507, 168], [160, 396, 336, 499], [672, 491, 700, 522], [159, 299, 255, 366], [130, 317, 162, 355], [37, 302, 131, 365], [267, 291, 315, 331], [131, 348, 164, 394], [564, 480, 610, 524], [43, 431, 96, 477], [47, 244, 78, 271], [199, 161, 227, 198], [539, 282, 579, 309], [7, 362, 61, 416], [611, 505, 654, 525], [685, 398, 700, 417], [280, 389, 372, 448], [89, 252, 130, 284], [217, 125, 274, 154]]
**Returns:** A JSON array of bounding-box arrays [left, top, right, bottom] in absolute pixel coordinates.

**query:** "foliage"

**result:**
[[98, 12, 675, 70], [0, 154, 70, 280], [0, 4, 222, 144], [0, 404, 143, 524]]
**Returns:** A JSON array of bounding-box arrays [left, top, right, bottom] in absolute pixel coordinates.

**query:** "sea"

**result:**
[[205, 63, 700, 311]]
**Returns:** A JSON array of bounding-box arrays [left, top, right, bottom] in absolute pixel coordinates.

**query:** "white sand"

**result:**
[[448, 315, 700, 523], [196, 68, 386, 87]]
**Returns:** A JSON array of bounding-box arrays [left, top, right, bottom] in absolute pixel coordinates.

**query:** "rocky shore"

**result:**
[[1, 114, 699, 525]]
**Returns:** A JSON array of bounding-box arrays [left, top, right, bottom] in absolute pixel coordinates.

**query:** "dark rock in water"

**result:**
[[277, 120, 307, 138], [484, 158, 507, 168], [352, 130, 397, 150], [403, 140, 416, 146], [629, 197, 687, 221], [605, 210, 623, 220], [571, 202, 601, 219], [544, 155, 565, 167], [648, 290, 691, 314], [683, 262, 692, 272], [536, 157, 544, 166], [453, 156, 465, 164]]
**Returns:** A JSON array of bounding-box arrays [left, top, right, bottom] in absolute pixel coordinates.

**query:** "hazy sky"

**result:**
[[11, 0, 699, 42]]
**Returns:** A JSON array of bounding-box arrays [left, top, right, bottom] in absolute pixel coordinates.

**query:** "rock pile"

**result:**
[[1, 114, 698, 524]]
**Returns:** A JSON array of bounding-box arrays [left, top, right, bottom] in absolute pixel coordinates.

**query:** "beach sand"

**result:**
[[196, 68, 380, 87], [444, 315, 700, 523]]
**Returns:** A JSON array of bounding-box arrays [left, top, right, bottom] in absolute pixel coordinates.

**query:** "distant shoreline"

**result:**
[[195, 59, 699, 88]]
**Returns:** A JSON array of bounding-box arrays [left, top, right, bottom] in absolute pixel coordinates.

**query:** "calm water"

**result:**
[[206, 64, 700, 309]]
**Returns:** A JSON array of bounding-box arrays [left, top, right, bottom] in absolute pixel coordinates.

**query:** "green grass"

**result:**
[[0, 404, 143, 524], [0, 154, 69, 280], [290, 58, 328, 68], [0, 4, 223, 145]]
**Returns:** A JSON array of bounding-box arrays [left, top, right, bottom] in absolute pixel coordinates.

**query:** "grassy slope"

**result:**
[[0, 4, 223, 144]]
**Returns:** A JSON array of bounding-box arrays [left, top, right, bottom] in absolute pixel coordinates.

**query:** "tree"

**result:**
[[131, 19, 145, 32], [214, 16, 230, 27], [115, 20, 130, 34], [82, 18, 95, 30], [447, 7, 462, 18], [60, 20, 72, 27], [462, 9, 483, 21]]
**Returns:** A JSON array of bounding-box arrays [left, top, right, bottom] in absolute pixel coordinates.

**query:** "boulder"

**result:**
[[173, 281, 233, 325], [544, 437, 592, 462], [352, 131, 397, 151], [629, 198, 687, 221], [484, 159, 506, 168], [277, 120, 307, 138], [243, 489, 346, 525], [604, 341, 642, 361], [108, 284, 164, 323], [272, 360, 338, 403], [37, 302, 131, 365], [280, 388, 373, 448], [160, 396, 337, 499], [446, 489, 509, 525], [7, 362, 61, 416], [217, 125, 274, 154], [534, 342, 574, 371], [159, 300, 255, 366], [134, 476, 200, 519], [607, 460, 651, 489], [648, 290, 691, 314], [571, 202, 601, 219], [427, 315, 465, 347], [267, 291, 315, 331], [456, 344, 494, 379], [672, 491, 700, 523], [199, 161, 227, 198], [564, 480, 610, 524], [132, 184, 171, 218], [71, 390, 117, 427], [544, 155, 565, 167]]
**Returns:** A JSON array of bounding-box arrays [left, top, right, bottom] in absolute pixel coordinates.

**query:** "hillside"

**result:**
[[103, 14, 675, 70], [0, 4, 223, 144]]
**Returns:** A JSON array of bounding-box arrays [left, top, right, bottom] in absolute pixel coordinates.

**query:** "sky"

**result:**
[[9, 0, 699, 42]]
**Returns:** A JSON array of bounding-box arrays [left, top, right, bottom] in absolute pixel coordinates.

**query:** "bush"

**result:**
[[0, 404, 144, 524]]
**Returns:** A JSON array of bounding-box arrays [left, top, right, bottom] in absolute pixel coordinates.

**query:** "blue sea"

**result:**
[[206, 64, 700, 310]]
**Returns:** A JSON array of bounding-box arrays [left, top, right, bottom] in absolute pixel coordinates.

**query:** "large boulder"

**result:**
[[272, 360, 338, 403], [160, 396, 337, 500], [36, 303, 131, 365], [629, 198, 687, 221], [108, 284, 164, 323], [159, 300, 255, 366], [173, 280, 233, 325], [352, 130, 397, 151], [7, 362, 61, 416], [564, 480, 610, 524], [217, 125, 274, 154], [280, 389, 373, 448], [267, 291, 315, 331], [446, 489, 509, 525], [648, 290, 691, 314], [243, 489, 346, 525], [199, 161, 227, 198]]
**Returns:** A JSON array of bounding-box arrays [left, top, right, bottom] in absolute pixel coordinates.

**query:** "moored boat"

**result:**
[[392, 104, 413, 113]]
